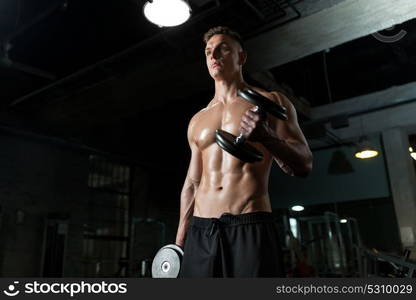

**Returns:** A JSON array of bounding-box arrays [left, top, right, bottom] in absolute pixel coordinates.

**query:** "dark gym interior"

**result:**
[[0, 0, 416, 277]]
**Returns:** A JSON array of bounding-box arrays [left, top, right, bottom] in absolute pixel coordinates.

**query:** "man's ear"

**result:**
[[239, 50, 247, 65]]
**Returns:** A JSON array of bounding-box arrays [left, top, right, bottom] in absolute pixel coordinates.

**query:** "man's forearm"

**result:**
[[175, 181, 197, 247], [175, 201, 194, 247], [261, 133, 312, 177]]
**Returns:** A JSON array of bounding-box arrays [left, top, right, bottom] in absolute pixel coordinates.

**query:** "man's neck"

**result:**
[[213, 76, 247, 104]]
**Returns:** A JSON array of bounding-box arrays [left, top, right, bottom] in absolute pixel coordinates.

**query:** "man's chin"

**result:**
[[210, 70, 226, 80]]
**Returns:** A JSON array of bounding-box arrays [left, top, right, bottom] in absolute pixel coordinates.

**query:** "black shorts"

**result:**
[[179, 211, 286, 278]]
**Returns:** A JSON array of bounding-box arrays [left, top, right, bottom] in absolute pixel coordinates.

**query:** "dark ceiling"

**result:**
[[0, 0, 415, 163], [271, 18, 416, 106], [1, 0, 302, 106], [0, 0, 304, 135]]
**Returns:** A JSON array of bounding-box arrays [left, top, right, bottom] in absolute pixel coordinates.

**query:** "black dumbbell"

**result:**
[[215, 88, 288, 163]]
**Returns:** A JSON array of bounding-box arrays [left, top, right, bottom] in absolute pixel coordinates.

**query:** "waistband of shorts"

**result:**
[[190, 211, 275, 228]]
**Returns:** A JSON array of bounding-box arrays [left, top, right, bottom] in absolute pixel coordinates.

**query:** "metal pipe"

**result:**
[[243, 0, 266, 20], [364, 249, 416, 277], [303, 97, 416, 127]]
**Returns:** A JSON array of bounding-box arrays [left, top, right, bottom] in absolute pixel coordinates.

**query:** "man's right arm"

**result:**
[[175, 121, 202, 248]]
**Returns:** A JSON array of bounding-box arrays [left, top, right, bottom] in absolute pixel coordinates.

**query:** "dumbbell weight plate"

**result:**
[[237, 88, 288, 121], [152, 244, 184, 278], [215, 129, 263, 163]]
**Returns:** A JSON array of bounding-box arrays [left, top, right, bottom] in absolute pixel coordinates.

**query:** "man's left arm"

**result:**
[[241, 91, 313, 177]]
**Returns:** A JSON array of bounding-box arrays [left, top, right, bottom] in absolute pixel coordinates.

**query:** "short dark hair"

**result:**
[[203, 26, 245, 50]]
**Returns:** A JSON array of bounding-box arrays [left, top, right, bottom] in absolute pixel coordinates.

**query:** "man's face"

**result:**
[[204, 34, 246, 80]]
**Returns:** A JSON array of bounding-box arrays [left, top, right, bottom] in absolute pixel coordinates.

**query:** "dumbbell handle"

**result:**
[[235, 133, 246, 145], [235, 106, 264, 145]]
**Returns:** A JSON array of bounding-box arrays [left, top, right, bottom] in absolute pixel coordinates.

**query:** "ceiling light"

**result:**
[[355, 138, 379, 159], [409, 146, 416, 160], [340, 219, 347, 223], [143, 0, 191, 27], [355, 149, 379, 159], [291, 205, 304, 212]]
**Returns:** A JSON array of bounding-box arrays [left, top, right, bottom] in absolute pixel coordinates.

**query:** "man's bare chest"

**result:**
[[192, 101, 254, 150]]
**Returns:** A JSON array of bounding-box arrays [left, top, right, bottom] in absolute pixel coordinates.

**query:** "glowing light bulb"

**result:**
[[355, 149, 378, 159], [291, 205, 304, 212], [143, 0, 191, 27]]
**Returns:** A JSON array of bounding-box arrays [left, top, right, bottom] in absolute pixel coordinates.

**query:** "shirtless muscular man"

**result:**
[[175, 26, 313, 277]]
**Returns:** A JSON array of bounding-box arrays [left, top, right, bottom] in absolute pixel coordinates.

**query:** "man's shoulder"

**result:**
[[191, 98, 217, 118], [188, 100, 215, 126], [249, 86, 296, 118], [250, 86, 288, 106], [206, 97, 218, 109]]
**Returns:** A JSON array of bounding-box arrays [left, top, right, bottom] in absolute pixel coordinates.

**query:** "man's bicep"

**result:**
[[273, 93, 308, 145], [187, 143, 203, 184], [185, 112, 203, 184]]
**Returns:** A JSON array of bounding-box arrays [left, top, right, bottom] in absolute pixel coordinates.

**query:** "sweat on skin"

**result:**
[[175, 33, 313, 247]]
